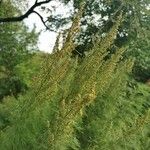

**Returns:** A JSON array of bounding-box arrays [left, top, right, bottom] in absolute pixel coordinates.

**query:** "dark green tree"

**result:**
[[0, 0, 39, 100]]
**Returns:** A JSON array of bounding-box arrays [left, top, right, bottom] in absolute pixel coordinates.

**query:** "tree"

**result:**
[[0, 0, 39, 100], [72, 0, 150, 82], [1, 7, 149, 149], [0, 0, 68, 32], [0, 1, 149, 149]]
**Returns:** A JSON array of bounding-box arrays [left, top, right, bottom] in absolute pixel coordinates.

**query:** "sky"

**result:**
[[24, 0, 73, 53], [24, 13, 56, 53]]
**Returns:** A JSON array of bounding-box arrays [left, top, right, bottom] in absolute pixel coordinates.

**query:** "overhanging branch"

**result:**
[[0, 0, 52, 23]]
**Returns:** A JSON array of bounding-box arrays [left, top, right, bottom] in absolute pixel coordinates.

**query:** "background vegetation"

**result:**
[[0, 0, 149, 150]]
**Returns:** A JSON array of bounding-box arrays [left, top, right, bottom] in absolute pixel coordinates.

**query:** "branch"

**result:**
[[0, 0, 52, 23], [33, 11, 55, 32]]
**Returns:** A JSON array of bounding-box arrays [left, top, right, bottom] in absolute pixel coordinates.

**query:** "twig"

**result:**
[[33, 11, 55, 32]]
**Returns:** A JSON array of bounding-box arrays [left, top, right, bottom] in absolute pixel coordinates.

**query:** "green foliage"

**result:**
[[59, 0, 150, 82], [78, 74, 150, 150], [15, 52, 47, 87], [0, 1, 149, 150], [0, 0, 39, 100], [131, 32, 150, 82], [0, 10, 146, 149]]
